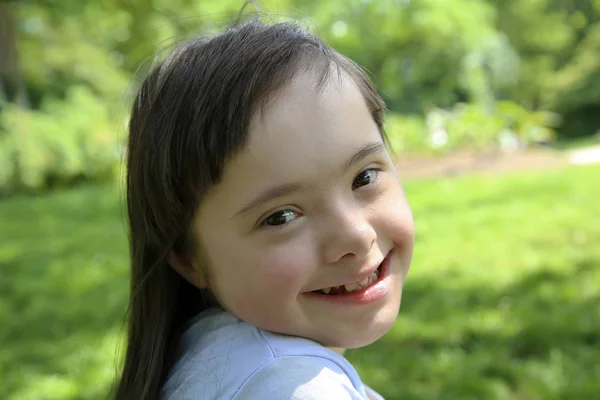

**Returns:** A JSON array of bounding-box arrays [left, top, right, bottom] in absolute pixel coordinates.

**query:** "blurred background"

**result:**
[[1, 0, 599, 399]]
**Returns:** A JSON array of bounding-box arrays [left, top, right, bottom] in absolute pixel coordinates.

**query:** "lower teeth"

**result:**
[[318, 267, 381, 295]]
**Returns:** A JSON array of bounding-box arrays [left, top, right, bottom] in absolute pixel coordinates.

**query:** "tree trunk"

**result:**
[[0, 2, 28, 107]]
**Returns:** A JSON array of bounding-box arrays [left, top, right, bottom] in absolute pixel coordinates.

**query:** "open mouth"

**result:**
[[315, 267, 381, 295], [312, 253, 390, 296]]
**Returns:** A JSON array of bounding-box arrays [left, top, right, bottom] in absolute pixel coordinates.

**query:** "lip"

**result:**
[[306, 248, 394, 305]]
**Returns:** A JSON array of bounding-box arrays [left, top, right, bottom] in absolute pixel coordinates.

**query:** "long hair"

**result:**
[[116, 19, 387, 400]]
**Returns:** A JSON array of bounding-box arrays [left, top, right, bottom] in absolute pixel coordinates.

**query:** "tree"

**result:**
[[0, 1, 27, 106]]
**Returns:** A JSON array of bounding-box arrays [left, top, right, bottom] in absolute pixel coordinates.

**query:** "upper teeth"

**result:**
[[320, 270, 379, 294]]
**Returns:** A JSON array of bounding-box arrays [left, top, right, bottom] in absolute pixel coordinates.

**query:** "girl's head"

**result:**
[[118, 19, 414, 399]]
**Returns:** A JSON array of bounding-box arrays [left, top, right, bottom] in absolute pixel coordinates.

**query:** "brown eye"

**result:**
[[264, 210, 298, 226], [352, 169, 377, 189]]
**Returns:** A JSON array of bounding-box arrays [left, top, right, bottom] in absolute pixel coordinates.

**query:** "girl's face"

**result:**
[[193, 71, 414, 349]]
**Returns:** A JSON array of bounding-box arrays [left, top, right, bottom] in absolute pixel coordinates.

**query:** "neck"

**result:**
[[327, 347, 346, 356]]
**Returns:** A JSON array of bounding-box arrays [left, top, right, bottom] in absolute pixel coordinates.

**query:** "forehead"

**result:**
[[242, 71, 381, 173], [203, 71, 383, 209]]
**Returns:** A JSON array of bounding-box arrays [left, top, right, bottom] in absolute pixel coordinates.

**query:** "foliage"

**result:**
[[1, 165, 599, 399], [385, 101, 560, 155], [1, 0, 600, 194], [0, 87, 124, 193]]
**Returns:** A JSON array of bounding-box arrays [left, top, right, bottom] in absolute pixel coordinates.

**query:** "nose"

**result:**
[[319, 204, 377, 265]]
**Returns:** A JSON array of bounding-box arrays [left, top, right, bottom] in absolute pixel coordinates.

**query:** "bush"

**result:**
[[385, 113, 430, 155], [0, 87, 561, 196], [0, 86, 124, 195], [384, 101, 560, 156]]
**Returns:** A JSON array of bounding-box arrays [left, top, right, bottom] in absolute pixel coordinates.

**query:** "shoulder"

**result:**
[[232, 355, 368, 400], [163, 309, 367, 400], [163, 310, 275, 399]]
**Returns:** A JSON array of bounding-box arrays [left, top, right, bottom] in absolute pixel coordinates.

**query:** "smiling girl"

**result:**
[[116, 19, 414, 400]]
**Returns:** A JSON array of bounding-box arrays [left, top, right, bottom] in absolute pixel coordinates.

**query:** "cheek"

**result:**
[[393, 204, 415, 246], [378, 186, 415, 248], [213, 242, 314, 315]]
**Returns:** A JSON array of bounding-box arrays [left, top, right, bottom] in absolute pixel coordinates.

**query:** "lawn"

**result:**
[[1, 165, 599, 400]]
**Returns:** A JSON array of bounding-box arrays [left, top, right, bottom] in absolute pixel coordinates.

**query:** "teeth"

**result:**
[[358, 276, 370, 288], [368, 271, 378, 285], [319, 268, 381, 295]]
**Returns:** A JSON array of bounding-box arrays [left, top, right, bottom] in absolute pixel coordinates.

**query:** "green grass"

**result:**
[[348, 165, 600, 399], [0, 186, 129, 400], [1, 165, 599, 400]]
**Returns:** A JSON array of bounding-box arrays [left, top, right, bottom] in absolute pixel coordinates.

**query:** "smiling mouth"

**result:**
[[313, 263, 383, 296]]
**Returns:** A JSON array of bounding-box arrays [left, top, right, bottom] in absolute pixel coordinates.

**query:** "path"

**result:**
[[396, 144, 600, 179]]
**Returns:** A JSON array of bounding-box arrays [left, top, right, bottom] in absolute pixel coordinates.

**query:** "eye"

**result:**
[[352, 169, 378, 189], [261, 209, 299, 227]]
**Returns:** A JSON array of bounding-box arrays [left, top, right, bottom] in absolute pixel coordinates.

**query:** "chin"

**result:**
[[318, 307, 400, 349], [322, 326, 394, 349], [350, 318, 397, 349]]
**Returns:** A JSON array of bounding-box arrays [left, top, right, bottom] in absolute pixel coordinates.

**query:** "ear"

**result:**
[[167, 251, 208, 289]]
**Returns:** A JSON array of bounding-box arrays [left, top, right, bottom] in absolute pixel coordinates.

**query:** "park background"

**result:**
[[1, 0, 599, 399]]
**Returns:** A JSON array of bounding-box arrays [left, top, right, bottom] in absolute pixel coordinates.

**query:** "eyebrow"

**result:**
[[234, 183, 305, 217], [345, 141, 386, 170], [234, 140, 386, 218]]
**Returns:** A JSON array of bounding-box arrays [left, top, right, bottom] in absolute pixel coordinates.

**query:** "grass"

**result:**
[[0, 186, 129, 400], [1, 165, 599, 400], [348, 165, 600, 399]]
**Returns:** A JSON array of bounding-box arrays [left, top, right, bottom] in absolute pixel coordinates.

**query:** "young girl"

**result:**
[[116, 19, 414, 400]]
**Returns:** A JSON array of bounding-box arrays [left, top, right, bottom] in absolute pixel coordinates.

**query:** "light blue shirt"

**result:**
[[163, 308, 384, 400]]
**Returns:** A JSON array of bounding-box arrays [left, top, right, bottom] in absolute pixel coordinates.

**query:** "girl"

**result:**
[[116, 19, 415, 400]]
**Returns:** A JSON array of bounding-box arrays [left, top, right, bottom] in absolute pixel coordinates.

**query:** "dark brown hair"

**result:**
[[116, 19, 387, 400]]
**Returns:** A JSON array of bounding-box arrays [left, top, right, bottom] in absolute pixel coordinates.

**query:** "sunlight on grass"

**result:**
[[348, 165, 600, 400], [10, 329, 122, 400], [0, 186, 128, 400], [1, 165, 599, 399]]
